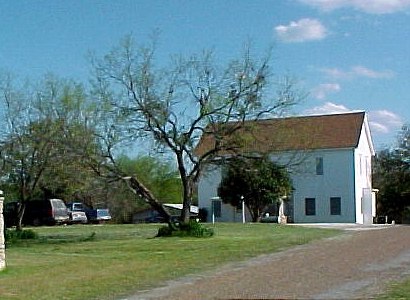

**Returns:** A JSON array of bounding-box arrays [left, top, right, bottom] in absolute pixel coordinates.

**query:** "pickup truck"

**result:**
[[66, 202, 112, 224]]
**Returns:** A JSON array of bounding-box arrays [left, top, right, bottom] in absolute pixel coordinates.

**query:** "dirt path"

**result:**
[[126, 225, 410, 300]]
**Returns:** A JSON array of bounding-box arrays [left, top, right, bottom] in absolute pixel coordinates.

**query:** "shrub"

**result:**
[[180, 220, 214, 237], [157, 226, 174, 237], [157, 220, 214, 238]]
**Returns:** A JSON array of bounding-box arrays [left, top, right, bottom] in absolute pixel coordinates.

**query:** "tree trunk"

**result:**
[[16, 203, 25, 231], [251, 206, 261, 223], [176, 152, 192, 224], [180, 179, 193, 224], [126, 176, 175, 228]]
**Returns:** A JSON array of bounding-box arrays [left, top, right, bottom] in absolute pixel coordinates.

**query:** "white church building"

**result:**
[[196, 112, 377, 224]]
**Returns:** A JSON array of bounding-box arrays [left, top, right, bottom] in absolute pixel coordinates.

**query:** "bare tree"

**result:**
[[90, 36, 301, 225]]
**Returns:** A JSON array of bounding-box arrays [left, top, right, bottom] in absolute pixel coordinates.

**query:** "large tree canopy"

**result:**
[[218, 156, 292, 222], [0, 36, 302, 231], [90, 35, 301, 225], [0, 75, 101, 229]]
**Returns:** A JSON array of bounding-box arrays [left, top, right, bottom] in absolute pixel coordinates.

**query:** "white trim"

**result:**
[[363, 113, 376, 156], [163, 203, 199, 214]]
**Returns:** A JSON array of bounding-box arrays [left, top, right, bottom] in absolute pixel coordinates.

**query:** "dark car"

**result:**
[[144, 215, 165, 223], [144, 214, 181, 224], [3, 199, 69, 227], [4, 201, 19, 228], [24, 199, 70, 226]]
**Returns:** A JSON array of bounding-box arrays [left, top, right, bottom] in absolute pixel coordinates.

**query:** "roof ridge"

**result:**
[[248, 111, 365, 123], [195, 111, 368, 156]]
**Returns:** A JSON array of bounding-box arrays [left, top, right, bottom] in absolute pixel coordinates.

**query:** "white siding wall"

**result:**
[[354, 123, 374, 224], [198, 149, 357, 223], [198, 165, 222, 217], [289, 149, 356, 223], [198, 165, 252, 222]]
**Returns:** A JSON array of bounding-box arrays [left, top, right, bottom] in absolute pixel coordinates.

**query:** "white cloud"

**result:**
[[320, 68, 348, 79], [275, 18, 327, 43], [304, 101, 355, 115], [321, 65, 395, 79], [303, 104, 404, 148], [311, 83, 341, 99], [299, 0, 410, 14], [304, 104, 403, 138], [351, 66, 395, 78], [368, 110, 403, 133]]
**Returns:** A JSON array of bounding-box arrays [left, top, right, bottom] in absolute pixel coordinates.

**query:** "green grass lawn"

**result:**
[[0, 223, 339, 300], [378, 278, 410, 300]]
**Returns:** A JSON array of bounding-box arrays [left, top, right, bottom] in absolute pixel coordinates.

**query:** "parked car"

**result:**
[[260, 214, 278, 223], [144, 215, 165, 223], [25, 199, 70, 226], [66, 206, 88, 224], [4, 199, 70, 226], [3, 201, 19, 228], [66, 202, 112, 224], [144, 214, 181, 224]]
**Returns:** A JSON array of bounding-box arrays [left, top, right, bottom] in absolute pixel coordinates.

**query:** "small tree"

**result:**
[[117, 155, 182, 204], [218, 156, 292, 222], [102, 155, 183, 223]]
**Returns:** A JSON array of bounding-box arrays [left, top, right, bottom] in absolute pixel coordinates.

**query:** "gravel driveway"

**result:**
[[126, 225, 410, 300]]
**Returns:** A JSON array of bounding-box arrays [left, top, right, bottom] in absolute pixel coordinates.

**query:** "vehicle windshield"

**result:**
[[98, 210, 110, 216], [73, 203, 84, 211], [53, 201, 67, 209]]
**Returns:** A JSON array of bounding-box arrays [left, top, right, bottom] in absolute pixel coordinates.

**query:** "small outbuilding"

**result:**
[[133, 203, 199, 223]]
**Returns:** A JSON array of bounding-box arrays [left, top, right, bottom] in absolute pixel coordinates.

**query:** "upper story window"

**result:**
[[316, 157, 323, 175]]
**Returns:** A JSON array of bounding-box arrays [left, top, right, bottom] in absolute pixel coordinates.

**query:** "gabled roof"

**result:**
[[195, 112, 368, 156]]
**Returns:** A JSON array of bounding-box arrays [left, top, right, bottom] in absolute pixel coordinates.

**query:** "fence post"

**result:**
[[0, 190, 5, 271]]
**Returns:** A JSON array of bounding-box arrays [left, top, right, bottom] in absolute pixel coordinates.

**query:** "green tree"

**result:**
[[99, 155, 183, 223], [90, 35, 300, 227], [0, 74, 100, 229], [117, 155, 182, 204], [218, 156, 292, 222], [373, 124, 410, 223]]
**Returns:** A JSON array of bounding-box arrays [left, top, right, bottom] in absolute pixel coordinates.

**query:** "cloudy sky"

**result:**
[[1, 0, 409, 149]]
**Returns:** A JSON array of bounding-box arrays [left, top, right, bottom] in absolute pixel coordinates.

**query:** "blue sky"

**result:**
[[1, 0, 409, 150]]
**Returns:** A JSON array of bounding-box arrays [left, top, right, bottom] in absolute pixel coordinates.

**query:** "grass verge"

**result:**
[[377, 278, 410, 300], [0, 223, 339, 300]]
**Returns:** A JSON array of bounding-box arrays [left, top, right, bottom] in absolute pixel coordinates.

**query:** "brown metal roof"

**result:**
[[195, 112, 365, 156]]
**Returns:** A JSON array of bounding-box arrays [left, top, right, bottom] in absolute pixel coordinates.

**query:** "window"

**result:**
[[305, 198, 316, 216], [365, 157, 370, 178], [361, 197, 363, 214], [359, 155, 362, 175], [212, 200, 222, 218], [330, 197, 341, 215], [316, 157, 323, 175]]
